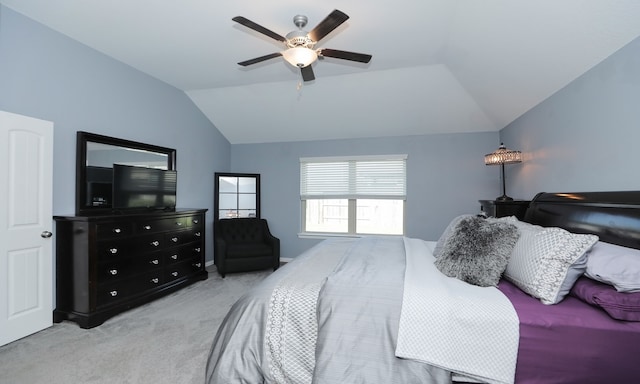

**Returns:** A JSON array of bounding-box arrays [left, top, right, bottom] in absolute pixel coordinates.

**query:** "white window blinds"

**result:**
[[300, 155, 407, 200]]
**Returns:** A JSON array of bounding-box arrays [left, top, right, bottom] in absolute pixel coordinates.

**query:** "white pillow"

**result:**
[[504, 225, 598, 305], [585, 241, 640, 292], [488, 215, 538, 231]]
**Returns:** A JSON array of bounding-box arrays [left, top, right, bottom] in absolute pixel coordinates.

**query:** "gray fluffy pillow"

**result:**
[[434, 216, 520, 287], [433, 214, 475, 258]]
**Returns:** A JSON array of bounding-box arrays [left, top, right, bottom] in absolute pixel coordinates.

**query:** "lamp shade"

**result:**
[[282, 47, 318, 68], [484, 143, 522, 165]]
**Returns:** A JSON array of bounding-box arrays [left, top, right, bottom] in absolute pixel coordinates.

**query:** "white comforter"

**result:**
[[396, 238, 520, 384]]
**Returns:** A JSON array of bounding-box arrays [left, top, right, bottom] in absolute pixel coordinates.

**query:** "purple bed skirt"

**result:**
[[497, 280, 640, 384]]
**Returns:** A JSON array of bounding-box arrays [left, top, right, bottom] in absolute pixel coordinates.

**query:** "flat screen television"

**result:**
[[112, 164, 177, 210]]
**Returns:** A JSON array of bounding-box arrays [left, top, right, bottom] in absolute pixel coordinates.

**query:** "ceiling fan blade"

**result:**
[[301, 65, 315, 82], [238, 52, 282, 66], [319, 49, 372, 63], [232, 16, 287, 42], [308, 9, 349, 42]]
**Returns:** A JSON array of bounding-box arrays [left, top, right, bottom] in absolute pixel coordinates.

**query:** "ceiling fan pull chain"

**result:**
[[297, 73, 304, 93]]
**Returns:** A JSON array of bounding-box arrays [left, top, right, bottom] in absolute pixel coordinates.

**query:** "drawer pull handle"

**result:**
[[171, 255, 178, 260], [113, 228, 121, 234], [194, 263, 202, 268], [195, 232, 201, 237], [193, 219, 199, 224], [109, 269, 118, 275], [110, 290, 118, 297], [171, 237, 178, 243], [144, 225, 152, 230], [109, 248, 118, 254], [150, 259, 159, 265], [195, 247, 201, 253], [151, 278, 159, 284], [151, 241, 160, 247], [171, 271, 178, 277], [176, 222, 183, 226]]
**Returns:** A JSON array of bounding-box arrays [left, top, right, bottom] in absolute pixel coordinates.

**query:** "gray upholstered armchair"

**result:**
[[214, 218, 280, 277]]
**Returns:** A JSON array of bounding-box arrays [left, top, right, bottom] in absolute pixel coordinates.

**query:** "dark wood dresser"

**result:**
[[479, 200, 530, 220], [53, 209, 207, 328]]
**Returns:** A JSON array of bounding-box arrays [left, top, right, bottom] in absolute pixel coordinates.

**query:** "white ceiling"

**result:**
[[3, 0, 640, 144]]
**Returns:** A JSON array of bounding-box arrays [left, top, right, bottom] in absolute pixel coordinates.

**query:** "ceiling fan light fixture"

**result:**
[[282, 47, 318, 68]]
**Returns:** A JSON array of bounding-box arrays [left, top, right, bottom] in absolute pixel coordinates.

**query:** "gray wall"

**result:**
[[231, 132, 504, 259], [501, 36, 640, 197], [0, 6, 230, 263]]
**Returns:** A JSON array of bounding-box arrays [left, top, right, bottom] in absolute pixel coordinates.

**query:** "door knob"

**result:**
[[41, 231, 53, 238]]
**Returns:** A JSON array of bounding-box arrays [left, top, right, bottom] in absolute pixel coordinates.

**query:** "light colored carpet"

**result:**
[[0, 268, 270, 384]]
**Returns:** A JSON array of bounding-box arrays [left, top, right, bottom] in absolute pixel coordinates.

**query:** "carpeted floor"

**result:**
[[0, 268, 270, 384]]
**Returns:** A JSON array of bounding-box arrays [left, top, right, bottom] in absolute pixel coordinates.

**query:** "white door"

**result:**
[[0, 111, 54, 347]]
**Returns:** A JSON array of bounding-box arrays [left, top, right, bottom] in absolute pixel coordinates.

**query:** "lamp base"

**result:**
[[495, 195, 514, 202]]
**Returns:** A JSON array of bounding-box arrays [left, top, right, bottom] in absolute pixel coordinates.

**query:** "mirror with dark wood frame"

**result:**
[[214, 172, 260, 221], [76, 131, 176, 215]]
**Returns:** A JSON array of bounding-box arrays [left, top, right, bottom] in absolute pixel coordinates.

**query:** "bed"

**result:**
[[205, 191, 640, 384]]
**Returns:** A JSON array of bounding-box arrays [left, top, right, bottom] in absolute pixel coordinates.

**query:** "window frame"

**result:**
[[299, 155, 407, 238]]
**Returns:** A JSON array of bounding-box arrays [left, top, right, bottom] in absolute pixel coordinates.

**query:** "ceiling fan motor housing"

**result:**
[[285, 30, 315, 49]]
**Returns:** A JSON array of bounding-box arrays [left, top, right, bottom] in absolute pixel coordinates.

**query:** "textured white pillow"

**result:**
[[585, 241, 640, 292], [504, 225, 598, 305]]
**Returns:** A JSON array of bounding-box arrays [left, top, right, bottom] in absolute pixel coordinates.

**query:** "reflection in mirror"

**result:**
[[76, 131, 176, 214], [86, 142, 169, 169]]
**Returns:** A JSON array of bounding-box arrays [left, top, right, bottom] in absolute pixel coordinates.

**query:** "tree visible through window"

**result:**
[[300, 155, 406, 236]]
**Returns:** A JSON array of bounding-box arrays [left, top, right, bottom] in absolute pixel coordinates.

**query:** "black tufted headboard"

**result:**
[[523, 191, 640, 250]]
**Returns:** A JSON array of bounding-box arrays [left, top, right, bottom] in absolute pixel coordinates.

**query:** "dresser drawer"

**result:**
[[191, 228, 203, 242], [98, 253, 163, 283], [165, 232, 186, 247], [129, 270, 166, 293], [97, 240, 136, 259], [137, 234, 166, 253], [97, 222, 133, 239], [98, 261, 128, 283], [97, 282, 129, 308], [137, 217, 187, 234], [141, 253, 163, 270], [164, 243, 203, 265], [187, 215, 203, 228], [165, 259, 202, 283], [165, 229, 203, 246]]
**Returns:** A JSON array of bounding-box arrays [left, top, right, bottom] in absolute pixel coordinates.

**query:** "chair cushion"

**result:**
[[226, 243, 273, 258]]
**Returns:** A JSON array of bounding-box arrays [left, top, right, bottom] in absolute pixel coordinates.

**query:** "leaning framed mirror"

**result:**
[[76, 131, 176, 215], [214, 172, 260, 221]]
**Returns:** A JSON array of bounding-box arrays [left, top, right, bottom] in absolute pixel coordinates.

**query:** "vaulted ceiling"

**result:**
[[3, 1, 640, 144]]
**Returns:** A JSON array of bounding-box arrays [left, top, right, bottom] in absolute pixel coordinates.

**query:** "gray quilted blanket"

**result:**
[[205, 236, 451, 384]]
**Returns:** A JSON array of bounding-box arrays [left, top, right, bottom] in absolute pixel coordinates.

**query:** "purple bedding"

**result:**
[[498, 279, 640, 384]]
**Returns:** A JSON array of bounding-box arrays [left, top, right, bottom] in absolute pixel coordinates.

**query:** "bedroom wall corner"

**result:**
[[500, 36, 640, 198], [0, 5, 232, 265]]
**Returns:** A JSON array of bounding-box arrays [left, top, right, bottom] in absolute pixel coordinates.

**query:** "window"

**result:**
[[300, 155, 406, 236]]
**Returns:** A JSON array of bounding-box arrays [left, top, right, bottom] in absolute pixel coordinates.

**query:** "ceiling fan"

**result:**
[[232, 9, 372, 82]]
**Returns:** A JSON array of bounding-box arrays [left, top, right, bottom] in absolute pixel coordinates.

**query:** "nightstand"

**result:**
[[479, 200, 530, 220]]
